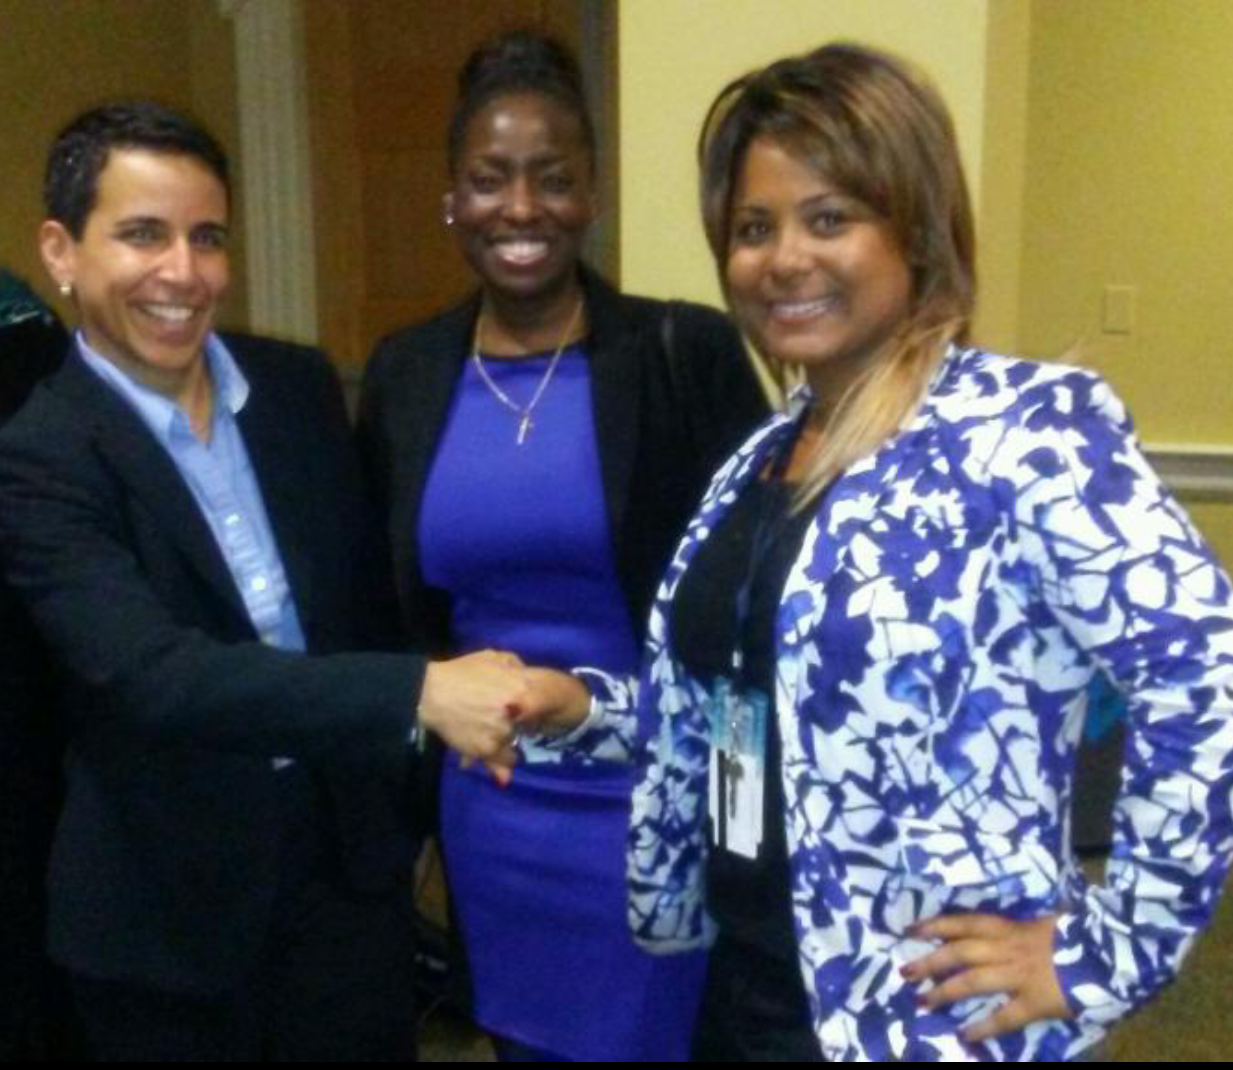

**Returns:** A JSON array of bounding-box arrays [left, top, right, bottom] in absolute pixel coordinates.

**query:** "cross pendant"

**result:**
[[517, 413, 532, 445]]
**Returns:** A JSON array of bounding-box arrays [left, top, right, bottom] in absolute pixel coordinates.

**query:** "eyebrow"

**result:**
[[112, 215, 167, 229], [472, 151, 573, 170], [732, 190, 849, 212], [111, 216, 229, 235]]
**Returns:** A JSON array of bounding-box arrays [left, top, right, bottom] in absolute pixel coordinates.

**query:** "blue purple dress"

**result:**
[[419, 345, 706, 1060]]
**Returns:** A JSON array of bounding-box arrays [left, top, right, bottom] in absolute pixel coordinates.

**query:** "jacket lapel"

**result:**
[[233, 358, 319, 637], [583, 270, 644, 544], [798, 346, 957, 586], [385, 299, 476, 612], [776, 351, 959, 751], [54, 354, 250, 625]]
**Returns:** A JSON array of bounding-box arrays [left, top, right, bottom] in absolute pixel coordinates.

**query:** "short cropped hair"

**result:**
[[44, 101, 230, 238]]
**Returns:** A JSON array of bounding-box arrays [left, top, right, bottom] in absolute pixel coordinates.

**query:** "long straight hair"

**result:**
[[699, 43, 976, 505]]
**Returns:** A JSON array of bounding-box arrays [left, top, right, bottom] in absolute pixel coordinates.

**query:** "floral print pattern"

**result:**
[[627, 347, 1233, 1061]]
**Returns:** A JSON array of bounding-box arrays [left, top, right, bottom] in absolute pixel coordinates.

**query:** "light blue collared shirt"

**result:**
[[77, 331, 307, 655]]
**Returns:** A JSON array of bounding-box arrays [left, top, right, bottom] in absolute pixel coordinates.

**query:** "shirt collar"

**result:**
[[206, 335, 250, 416], [76, 331, 249, 440]]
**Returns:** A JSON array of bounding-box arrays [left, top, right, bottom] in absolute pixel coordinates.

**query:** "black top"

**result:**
[[0, 302, 67, 423], [671, 475, 814, 962]]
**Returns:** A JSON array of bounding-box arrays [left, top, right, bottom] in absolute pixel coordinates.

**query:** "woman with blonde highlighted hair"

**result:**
[[613, 43, 1233, 1060], [698, 41, 975, 502]]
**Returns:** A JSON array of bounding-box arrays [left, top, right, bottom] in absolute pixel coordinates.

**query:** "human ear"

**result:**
[[39, 220, 77, 296]]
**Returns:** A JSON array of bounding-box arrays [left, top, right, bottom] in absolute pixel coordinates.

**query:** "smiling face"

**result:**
[[724, 136, 912, 402], [40, 148, 229, 401], [446, 91, 597, 311]]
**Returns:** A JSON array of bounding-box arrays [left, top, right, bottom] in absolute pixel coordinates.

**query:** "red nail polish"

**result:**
[[505, 703, 521, 720]]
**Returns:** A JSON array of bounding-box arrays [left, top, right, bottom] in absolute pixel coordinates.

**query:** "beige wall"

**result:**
[[0, 0, 247, 328], [1017, 0, 1233, 447], [973, 0, 1031, 354], [1015, 0, 1233, 561]]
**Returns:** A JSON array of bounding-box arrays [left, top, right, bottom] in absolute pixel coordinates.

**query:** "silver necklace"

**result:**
[[470, 300, 583, 445]]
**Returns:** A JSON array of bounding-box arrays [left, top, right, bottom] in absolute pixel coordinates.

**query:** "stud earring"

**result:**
[[59, 281, 73, 297], [444, 213, 455, 227]]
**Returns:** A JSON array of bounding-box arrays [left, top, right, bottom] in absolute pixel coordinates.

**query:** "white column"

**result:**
[[219, 0, 318, 343]]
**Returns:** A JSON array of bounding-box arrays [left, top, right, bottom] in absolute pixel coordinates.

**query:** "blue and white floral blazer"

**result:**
[[590, 347, 1233, 1061]]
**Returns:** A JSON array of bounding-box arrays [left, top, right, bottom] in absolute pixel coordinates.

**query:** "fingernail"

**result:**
[[505, 703, 521, 720], [900, 965, 916, 980]]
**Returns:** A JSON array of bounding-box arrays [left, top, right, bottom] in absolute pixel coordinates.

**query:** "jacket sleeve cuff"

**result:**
[[1052, 874, 1192, 1034], [528, 666, 638, 763]]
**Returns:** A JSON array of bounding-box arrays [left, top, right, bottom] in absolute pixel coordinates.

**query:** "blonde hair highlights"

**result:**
[[698, 43, 976, 505]]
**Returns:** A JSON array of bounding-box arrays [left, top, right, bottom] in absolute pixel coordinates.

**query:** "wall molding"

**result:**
[[220, 0, 318, 344], [1145, 444, 1233, 503], [325, 373, 1233, 502]]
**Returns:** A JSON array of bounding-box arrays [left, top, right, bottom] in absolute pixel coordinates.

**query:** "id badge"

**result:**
[[707, 679, 768, 860]]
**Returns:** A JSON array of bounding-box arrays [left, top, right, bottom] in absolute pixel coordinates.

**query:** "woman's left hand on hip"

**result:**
[[901, 913, 1073, 1042]]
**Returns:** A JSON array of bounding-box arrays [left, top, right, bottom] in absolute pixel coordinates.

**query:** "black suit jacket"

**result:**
[[357, 268, 769, 652], [0, 335, 425, 996], [0, 312, 69, 1058]]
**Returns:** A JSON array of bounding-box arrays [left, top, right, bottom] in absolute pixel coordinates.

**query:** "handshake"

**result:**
[[418, 649, 593, 784]]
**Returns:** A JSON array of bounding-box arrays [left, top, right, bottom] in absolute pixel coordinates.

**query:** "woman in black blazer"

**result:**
[[357, 32, 766, 1062]]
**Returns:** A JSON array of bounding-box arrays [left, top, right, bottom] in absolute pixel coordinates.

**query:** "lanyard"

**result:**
[[711, 425, 810, 858], [729, 428, 804, 679]]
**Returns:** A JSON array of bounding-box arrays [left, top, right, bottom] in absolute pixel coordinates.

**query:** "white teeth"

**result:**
[[141, 304, 195, 323], [495, 240, 548, 265], [771, 297, 837, 321]]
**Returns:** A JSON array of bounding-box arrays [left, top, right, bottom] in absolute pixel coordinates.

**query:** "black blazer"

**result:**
[[357, 268, 769, 651], [0, 313, 68, 1058], [0, 335, 425, 996]]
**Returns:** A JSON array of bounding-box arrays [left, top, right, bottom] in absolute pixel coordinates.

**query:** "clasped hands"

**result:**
[[417, 650, 592, 785]]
